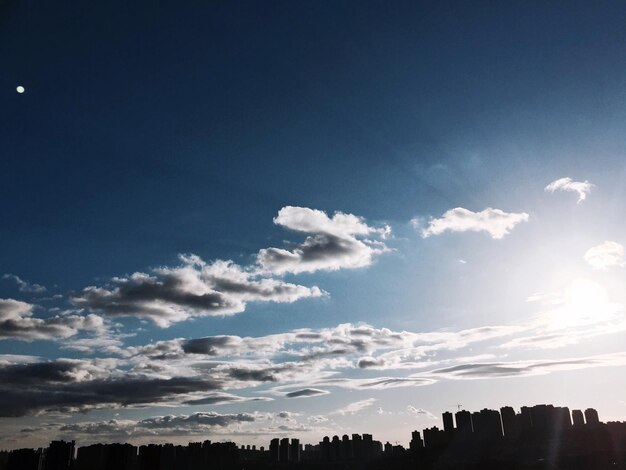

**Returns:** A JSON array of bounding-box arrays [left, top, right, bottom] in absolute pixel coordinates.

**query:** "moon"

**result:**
[[16, 86, 25, 94]]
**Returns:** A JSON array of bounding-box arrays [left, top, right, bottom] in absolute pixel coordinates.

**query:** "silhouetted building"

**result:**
[[410, 431, 424, 451], [75, 443, 137, 470], [362, 434, 374, 459], [43, 440, 74, 470], [474, 408, 502, 439], [423, 426, 447, 450], [585, 408, 600, 426], [289, 439, 300, 463], [7, 448, 43, 470], [501, 406, 518, 438], [455, 409, 473, 436], [442, 411, 454, 434], [519, 406, 533, 431], [352, 434, 363, 460], [269, 438, 279, 462], [279, 438, 290, 462], [330, 436, 340, 461], [341, 435, 351, 460], [572, 409, 585, 426]]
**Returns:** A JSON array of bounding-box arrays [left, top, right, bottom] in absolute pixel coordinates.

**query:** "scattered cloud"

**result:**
[[257, 206, 390, 275], [0, 299, 104, 342], [420, 207, 529, 239], [2, 274, 46, 293], [72, 255, 324, 327], [284, 388, 330, 398], [545, 177, 593, 203], [71, 206, 391, 327], [584, 241, 625, 270], [406, 406, 437, 419]]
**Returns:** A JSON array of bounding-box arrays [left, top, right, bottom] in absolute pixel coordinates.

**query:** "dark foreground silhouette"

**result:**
[[3, 404, 626, 469]]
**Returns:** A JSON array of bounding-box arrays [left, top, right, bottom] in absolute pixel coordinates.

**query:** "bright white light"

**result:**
[[544, 279, 617, 330], [16, 86, 25, 94]]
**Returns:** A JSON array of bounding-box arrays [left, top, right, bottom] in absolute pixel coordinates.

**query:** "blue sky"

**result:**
[[2, 0, 626, 449]]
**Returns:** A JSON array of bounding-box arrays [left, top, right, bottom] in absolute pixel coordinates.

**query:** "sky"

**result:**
[[2, 0, 626, 450]]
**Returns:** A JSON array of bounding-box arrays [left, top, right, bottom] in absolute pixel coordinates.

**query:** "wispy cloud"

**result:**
[[545, 177, 593, 203], [430, 351, 626, 379], [584, 241, 625, 270], [330, 398, 377, 415], [420, 207, 529, 239], [2, 274, 46, 293]]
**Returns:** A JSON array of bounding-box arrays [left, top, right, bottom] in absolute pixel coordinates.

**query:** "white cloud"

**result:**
[[0, 299, 104, 341], [330, 398, 377, 415], [257, 206, 390, 275], [545, 177, 593, 203], [2, 274, 46, 293], [72, 255, 324, 327], [406, 406, 437, 419], [72, 206, 392, 327], [584, 241, 625, 270], [420, 207, 529, 239]]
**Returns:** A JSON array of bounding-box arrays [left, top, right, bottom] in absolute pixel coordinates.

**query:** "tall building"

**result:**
[[362, 434, 374, 459], [341, 435, 351, 460], [279, 438, 290, 462], [44, 440, 75, 470], [352, 434, 363, 460], [442, 411, 454, 433], [519, 406, 533, 431], [410, 431, 424, 451], [455, 410, 473, 435], [572, 409, 585, 427], [423, 426, 447, 449], [331, 436, 341, 461], [555, 406, 572, 429], [500, 406, 517, 438], [585, 408, 600, 426], [320, 436, 331, 461], [476, 409, 503, 439], [269, 438, 279, 462], [289, 439, 300, 462]]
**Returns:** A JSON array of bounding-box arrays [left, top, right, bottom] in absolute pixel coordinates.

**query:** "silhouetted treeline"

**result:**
[[3, 404, 626, 469]]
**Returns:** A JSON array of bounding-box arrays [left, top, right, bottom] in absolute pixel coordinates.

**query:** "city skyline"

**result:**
[[2, 401, 622, 470], [3, 0, 626, 452]]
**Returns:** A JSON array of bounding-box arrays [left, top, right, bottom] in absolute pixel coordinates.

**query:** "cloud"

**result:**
[[420, 207, 529, 239], [545, 177, 593, 203], [2, 274, 46, 293], [430, 352, 626, 380], [257, 206, 390, 275], [69, 207, 392, 327], [5, 316, 624, 421], [407, 406, 437, 419], [284, 388, 329, 398], [0, 299, 104, 341], [138, 412, 256, 429], [59, 412, 258, 439], [584, 241, 625, 269], [330, 398, 377, 415], [72, 256, 324, 327], [183, 393, 273, 406]]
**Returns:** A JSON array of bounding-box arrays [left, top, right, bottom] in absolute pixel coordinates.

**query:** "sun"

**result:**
[[544, 279, 617, 330]]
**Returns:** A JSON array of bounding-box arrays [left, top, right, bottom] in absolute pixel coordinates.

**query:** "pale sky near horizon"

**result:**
[[3, 0, 626, 450]]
